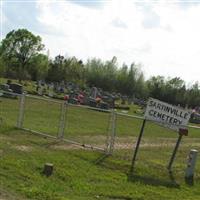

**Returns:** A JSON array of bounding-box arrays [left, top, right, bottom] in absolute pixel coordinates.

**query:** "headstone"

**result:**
[[48, 83, 54, 97], [9, 83, 23, 94], [90, 87, 98, 99], [38, 86, 43, 96]]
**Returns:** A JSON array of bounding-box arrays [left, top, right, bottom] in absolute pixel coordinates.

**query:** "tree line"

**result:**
[[0, 29, 199, 108]]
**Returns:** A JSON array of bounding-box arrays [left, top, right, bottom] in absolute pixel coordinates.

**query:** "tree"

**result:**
[[46, 55, 65, 82], [28, 54, 49, 80], [63, 57, 85, 85], [46, 55, 85, 85], [85, 58, 104, 88], [0, 56, 5, 77], [165, 77, 186, 105], [116, 64, 129, 95], [127, 63, 137, 96], [0, 29, 44, 81], [186, 82, 200, 108], [85, 57, 117, 91], [147, 76, 165, 100]]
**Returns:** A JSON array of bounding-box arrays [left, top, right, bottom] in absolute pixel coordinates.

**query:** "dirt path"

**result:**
[[50, 136, 200, 150], [2, 133, 200, 151], [0, 188, 25, 200]]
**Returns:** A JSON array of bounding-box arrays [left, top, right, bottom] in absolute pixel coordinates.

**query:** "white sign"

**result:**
[[145, 98, 191, 131]]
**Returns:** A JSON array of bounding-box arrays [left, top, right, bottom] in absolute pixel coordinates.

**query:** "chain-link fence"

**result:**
[[1, 92, 200, 176], [13, 94, 113, 153], [0, 92, 20, 128], [113, 113, 142, 161], [112, 116, 200, 178], [63, 104, 111, 151], [23, 95, 61, 138]]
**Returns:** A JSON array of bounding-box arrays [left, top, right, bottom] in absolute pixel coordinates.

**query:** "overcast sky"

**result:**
[[1, 0, 200, 84]]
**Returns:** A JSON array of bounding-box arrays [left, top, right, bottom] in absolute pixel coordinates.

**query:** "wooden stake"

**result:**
[[43, 163, 54, 176]]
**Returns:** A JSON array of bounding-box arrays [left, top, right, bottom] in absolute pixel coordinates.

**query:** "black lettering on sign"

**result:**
[[161, 104, 166, 111], [164, 106, 170, 113], [173, 118, 178, 124], [157, 103, 161, 110], [165, 115, 170, 122], [146, 98, 190, 131], [184, 113, 189, 119], [169, 117, 173, 123], [162, 114, 166, 121], [179, 111, 184, 118], [170, 108, 177, 115], [153, 110, 157, 118], [149, 100, 155, 107], [157, 112, 162, 119]]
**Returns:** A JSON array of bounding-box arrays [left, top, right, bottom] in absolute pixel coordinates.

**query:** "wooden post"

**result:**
[[43, 163, 54, 176]]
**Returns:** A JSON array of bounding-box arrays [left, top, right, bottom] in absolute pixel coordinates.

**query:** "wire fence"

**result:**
[[23, 95, 61, 138], [63, 104, 111, 150], [0, 93, 20, 128], [0, 92, 200, 175], [14, 94, 113, 152]]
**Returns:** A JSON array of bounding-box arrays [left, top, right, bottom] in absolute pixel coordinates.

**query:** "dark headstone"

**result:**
[[9, 83, 23, 94]]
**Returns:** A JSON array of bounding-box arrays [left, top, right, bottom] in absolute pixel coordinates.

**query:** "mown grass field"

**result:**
[[0, 94, 200, 200]]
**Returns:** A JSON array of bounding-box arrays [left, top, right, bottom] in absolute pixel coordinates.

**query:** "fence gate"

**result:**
[[16, 95, 114, 153], [62, 103, 113, 152]]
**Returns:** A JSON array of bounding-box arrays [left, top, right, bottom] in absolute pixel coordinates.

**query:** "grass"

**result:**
[[1, 95, 199, 139], [1, 92, 200, 199], [0, 127, 200, 200]]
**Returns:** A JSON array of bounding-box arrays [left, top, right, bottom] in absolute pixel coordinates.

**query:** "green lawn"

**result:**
[[1, 95, 200, 137], [1, 95, 200, 200], [0, 128, 200, 200]]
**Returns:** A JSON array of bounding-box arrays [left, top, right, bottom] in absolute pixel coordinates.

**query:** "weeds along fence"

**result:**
[[1, 92, 200, 174]]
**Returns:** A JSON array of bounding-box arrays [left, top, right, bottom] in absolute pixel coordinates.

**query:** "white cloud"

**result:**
[[1, 2, 7, 25], [35, 0, 200, 83]]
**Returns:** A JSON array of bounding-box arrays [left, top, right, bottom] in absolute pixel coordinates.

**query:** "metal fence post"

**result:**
[[58, 102, 67, 139], [130, 118, 146, 174], [106, 109, 116, 155], [17, 93, 25, 129], [167, 128, 188, 173]]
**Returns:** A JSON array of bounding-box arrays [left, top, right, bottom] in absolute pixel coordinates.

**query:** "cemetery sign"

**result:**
[[145, 98, 191, 131]]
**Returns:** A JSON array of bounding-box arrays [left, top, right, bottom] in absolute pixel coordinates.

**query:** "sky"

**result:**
[[1, 0, 200, 84]]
